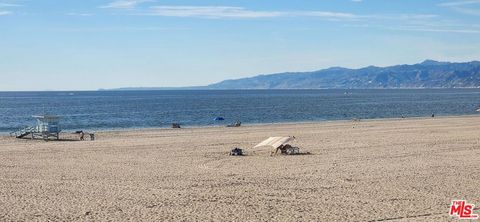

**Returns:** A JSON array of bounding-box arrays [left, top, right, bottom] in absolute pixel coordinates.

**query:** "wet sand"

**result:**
[[1, 116, 480, 221]]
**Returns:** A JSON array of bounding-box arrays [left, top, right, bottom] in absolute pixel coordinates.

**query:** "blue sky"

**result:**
[[1, 0, 480, 90]]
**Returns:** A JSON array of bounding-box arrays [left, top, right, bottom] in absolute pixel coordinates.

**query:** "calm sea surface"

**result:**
[[1, 89, 479, 133]]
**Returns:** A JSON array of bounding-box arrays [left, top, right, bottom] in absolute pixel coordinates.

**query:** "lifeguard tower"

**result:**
[[11, 115, 61, 140]]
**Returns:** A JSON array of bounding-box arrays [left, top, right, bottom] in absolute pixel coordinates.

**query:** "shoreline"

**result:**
[[3, 113, 478, 136]]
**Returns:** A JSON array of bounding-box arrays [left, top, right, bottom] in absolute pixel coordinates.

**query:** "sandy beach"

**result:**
[[1, 115, 480, 221]]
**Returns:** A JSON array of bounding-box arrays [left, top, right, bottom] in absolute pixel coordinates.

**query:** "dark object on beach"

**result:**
[[74, 130, 95, 141], [227, 121, 241, 127], [431, 113, 435, 118], [172, 123, 181, 128], [214, 117, 225, 121], [230, 147, 243, 156], [275, 144, 300, 155], [74, 130, 85, 140]]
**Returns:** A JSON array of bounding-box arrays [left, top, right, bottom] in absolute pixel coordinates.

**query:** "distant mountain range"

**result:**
[[208, 60, 480, 89], [100, 86, 205, 91], [108, 60, 480, 90]]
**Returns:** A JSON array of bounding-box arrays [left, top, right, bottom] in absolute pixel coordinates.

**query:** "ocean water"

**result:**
[[1, 89, 480, 133]]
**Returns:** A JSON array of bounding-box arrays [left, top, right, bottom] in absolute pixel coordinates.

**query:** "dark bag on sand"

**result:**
[[230, 148, 243, 156]]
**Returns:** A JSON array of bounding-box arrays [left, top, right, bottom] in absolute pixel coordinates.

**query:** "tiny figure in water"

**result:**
[[431, 113, 435, 118]]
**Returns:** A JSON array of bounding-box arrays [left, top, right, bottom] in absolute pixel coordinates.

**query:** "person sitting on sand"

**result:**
[[275, 144, 293, 155]]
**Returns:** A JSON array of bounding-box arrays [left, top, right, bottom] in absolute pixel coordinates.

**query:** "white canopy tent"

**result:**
[[253, 136, 295, 150]]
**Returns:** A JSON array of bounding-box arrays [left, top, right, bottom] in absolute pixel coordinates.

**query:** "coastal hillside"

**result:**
[[207, 60, 480, 89]]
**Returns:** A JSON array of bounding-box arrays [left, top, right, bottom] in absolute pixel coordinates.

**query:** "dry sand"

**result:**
[[1, 116, 480, 221]]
